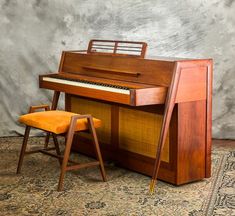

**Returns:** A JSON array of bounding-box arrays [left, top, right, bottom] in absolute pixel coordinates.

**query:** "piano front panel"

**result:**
[[119, 107, 169, 162], [69, 95, 170, 163], [70, 97, 112, 144], [61, 52, 175, 87]]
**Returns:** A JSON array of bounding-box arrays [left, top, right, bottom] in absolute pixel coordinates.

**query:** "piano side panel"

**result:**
[[176, 64, 207, 103], [118, 107, 169, 162], [177, 100, 207, 184], [61, 52, 175, 87]]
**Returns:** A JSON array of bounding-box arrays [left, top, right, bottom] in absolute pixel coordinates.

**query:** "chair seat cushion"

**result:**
[[19, 110, 101, 134]]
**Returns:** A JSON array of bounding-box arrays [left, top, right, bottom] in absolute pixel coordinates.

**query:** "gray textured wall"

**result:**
[[0, 0, 235, 139]]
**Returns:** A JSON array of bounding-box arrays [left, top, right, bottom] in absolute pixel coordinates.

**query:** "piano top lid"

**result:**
[[146, 55, 201, 61], [60, 48, 212, 88], [66, 50, 211, 62], [65, 39, 212, 63], [60, 50, 177, 87]]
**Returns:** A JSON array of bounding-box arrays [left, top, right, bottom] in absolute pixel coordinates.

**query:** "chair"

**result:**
[[16, 104, 107, 191]]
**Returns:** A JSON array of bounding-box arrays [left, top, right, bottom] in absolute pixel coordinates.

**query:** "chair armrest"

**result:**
[[67, 114, 93, 132], [71, 114, 92, 121], [28, 105, 50, 113]]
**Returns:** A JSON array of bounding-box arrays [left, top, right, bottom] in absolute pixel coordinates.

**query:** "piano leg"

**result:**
[[150, 63, 181, 194]]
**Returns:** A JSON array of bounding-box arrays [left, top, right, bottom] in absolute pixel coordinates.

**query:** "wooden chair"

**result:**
[[16, 105, 107, 191]]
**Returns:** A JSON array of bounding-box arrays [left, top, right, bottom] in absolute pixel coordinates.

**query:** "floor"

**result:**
[[0, 137, 234, 215]]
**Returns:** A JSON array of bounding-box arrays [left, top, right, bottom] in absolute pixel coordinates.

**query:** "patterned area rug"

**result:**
[[0, 137, 234, 216]]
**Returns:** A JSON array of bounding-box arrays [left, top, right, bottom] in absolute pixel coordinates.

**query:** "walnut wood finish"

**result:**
[[82, 65, 141, 77], [58, 114, 106, 191], [28, 104, 50, 112], [58, 52, 175, 87], [38, 40, 213, 192], [63, 58, 212, 188], [150, 59, 212, 193], [16, 126, 31, 174], [149, 62, 181, 193]]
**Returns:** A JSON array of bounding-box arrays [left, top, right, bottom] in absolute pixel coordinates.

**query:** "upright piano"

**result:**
[[39, 40, 212, 189]]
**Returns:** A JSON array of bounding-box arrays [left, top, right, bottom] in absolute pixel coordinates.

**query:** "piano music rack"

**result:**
[[87, 39, 147, 58]]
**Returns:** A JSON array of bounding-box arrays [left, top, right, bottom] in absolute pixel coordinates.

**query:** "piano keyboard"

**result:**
[[42, 77, 130, 95]]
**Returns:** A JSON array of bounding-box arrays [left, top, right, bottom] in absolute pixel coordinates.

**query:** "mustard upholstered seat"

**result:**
[[19, 110, 102, 134], [17, 105, 106, 191]]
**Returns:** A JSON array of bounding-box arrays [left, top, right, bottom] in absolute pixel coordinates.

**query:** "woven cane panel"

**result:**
[[70, 97, 111, 144], [119, 107, 169, 162]]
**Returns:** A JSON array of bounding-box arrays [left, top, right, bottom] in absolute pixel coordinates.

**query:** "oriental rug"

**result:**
[[0, 137, 234, 216]]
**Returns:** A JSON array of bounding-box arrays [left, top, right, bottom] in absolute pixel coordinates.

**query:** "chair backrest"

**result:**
[[87, 39, 147, 58]]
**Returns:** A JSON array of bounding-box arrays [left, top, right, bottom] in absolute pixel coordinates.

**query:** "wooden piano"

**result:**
[[39, 40, 212, 191]]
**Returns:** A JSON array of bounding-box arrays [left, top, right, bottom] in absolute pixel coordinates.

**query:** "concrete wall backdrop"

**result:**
[[0, 0, 235, 138]]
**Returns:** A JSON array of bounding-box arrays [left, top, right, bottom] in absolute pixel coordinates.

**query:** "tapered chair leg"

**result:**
[[17, 126, 31, 174], [52, 134, 62, 166], [57, 136, 74, 191], [44, 133, 50, 149], [88, 117, 107, 182], [57, 116, 77, 191]]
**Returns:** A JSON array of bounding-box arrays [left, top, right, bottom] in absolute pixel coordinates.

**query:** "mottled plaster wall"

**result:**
[[0, 0, 235, 138]]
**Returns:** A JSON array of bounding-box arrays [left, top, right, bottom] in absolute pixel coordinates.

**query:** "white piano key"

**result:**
[[42, 77, 130, 95]]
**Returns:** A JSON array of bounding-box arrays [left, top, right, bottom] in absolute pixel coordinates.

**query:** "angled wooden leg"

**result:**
[[57, 138, 72, 191], [88, 117, 107, 182], [57, 116, 77, 191], [17, 126, 31, 174], [58, 114, 107, 191], [44, 133, 50, 149], [150, 63, 181, 194], [52, 134, 62, 165], [51, 91, 60, 110]]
